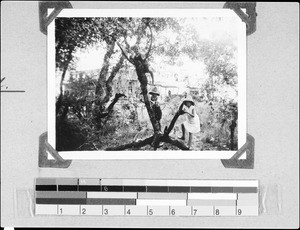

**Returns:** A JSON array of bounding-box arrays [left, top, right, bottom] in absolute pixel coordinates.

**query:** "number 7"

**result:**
[[193, 209, 197, 215]]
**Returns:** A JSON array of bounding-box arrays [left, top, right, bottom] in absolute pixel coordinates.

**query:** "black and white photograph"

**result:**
[[48, 9, 246, 159]]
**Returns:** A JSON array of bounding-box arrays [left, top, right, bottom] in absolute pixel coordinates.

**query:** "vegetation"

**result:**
[[55, 17, 238, 151]]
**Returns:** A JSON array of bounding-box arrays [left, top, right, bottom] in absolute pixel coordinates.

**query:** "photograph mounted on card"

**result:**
[[47, 9, 246, 160]]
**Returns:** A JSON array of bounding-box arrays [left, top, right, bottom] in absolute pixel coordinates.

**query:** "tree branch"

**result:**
[[145, 24, 153, 60], [106, 93, 126, 112], [99, 41, 116, 77], [96, 41, 116, 96], [106, 136, 153, 150], [116, 42, 134, 64], [103, 55, 125, 103], [164, 102, 185, 135], [163, 136, 190, 150], [98, 93, 126, 118]]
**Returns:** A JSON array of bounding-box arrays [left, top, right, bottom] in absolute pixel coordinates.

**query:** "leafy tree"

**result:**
[[56, 17, 239, 151], [55, 18, 102, 95], [103, 17, 192, 150]]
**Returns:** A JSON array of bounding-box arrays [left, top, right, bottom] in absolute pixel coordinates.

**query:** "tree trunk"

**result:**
[[229, 119, 237, 150], [93, 42, 125, 130], [106, 24, 191, 151], [103, 55, 125, 104], [56, 48, 73, 116], [135, 65, 160, 133], [95, 41, 116, 100], [164, 102, 185, 135]]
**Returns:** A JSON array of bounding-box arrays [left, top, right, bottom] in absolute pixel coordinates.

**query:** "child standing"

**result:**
[[149, 87, 162, 132], [179, 95, 200, 149]]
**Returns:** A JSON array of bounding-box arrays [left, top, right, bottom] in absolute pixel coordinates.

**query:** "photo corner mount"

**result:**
[[39, 132, 72, 168], [39, 1, 73, 35], [223, 2, 257, 36], [221, 133, 255, 169]]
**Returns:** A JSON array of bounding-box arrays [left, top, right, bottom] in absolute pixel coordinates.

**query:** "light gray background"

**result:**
[[1, 1, 299, 228]]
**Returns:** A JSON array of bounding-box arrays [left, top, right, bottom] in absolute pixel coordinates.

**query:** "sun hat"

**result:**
[[183, 95, 195, 105], [149, 86, 160, 96]]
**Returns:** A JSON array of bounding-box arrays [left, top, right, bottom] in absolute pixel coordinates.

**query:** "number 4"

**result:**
[[127, 209, 131, 215]]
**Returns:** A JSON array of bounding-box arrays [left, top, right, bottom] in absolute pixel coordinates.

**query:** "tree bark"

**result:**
[[103, 55, 125, 104], [98, 93, 126, 118], [229, 119, 237, 150], [106, 136, 153, 150], [164, 102, 185, 135], [163, 136, 190, 150], [56, 48, 73, 116], [95, 41, 116, 98], [133, 58, 161, 133]]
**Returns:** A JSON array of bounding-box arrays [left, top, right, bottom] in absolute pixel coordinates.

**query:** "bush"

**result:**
[[56, 118, 86, 151]]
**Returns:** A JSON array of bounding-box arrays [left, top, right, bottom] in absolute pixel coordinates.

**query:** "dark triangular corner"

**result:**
[[39, 132, 72, 168], [223, 2, 257, 36], [39, 1, 73, 35], [221, 133, 255, 169]]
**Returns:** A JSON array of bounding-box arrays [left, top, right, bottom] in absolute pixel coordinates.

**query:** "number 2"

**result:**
[[81, 208, 86, 215]]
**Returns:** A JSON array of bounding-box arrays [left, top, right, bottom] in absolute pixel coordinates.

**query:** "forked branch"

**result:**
[[106, 136, 153, 150], [163, 137, 190, 150]]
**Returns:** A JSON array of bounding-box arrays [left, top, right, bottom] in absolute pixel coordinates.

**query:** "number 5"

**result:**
[[148, 209, 153, 215]]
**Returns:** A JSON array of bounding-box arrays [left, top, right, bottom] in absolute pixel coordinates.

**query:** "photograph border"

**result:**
[[48, 8, 246, 160]]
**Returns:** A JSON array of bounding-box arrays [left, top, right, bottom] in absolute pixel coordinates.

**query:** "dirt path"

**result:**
[[169, 127, 205, 150]]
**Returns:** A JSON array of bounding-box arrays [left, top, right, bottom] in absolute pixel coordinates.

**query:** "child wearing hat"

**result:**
[[149, 87, 162, 131], [179, 95, 200, 149]]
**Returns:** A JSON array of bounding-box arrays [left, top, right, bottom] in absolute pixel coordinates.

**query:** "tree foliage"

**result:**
[[55, 16, 239, 151]]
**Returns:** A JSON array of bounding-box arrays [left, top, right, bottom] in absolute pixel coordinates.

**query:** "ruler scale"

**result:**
[[35, 178, 259, 216]]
